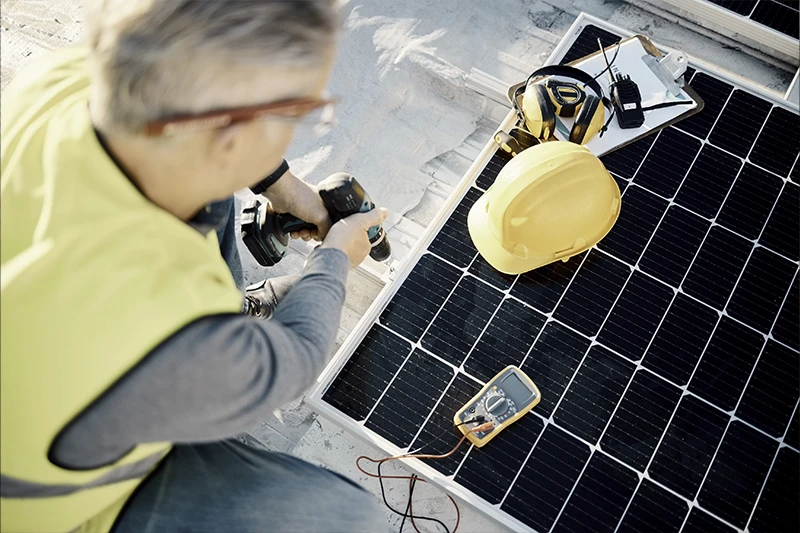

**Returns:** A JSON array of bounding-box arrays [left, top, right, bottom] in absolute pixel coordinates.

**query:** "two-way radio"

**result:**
[[599, 38, 645, 129]]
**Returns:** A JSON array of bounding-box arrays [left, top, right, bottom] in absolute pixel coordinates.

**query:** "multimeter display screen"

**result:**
[[502, 373, 534, 404]]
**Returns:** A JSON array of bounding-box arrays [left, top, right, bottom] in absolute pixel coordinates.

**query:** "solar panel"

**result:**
[[316, 21, 800, 533], [707, 0, 800, 39]]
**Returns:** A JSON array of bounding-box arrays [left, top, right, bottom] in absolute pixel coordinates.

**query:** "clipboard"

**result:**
[[507, 34, 704, 157]]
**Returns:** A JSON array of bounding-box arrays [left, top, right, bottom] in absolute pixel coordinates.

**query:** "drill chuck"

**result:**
[[368, 226, 392, 262]]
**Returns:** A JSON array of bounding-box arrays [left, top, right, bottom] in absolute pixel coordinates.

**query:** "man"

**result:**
[[0, 1, 389, 531]]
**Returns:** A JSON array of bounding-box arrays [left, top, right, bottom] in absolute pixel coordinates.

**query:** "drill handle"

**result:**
[[277, 214, 318, 235]]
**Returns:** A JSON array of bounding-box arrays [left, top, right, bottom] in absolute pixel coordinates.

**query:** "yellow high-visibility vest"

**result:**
[[1, 47, 243, 532]]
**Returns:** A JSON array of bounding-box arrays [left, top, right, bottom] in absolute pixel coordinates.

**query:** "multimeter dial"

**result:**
[[484, 393, 509, 417]]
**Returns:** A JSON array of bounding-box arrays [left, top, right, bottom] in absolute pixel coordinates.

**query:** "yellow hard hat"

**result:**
[[468, 141, 621, 275]]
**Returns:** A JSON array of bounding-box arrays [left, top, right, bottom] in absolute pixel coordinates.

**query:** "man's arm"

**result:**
[[50, 247, 349, 469]]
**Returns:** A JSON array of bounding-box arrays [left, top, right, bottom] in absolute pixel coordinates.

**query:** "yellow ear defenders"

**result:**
[[514, 65, 613, 145]]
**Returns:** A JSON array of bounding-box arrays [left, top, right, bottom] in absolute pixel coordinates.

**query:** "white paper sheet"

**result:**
[[549, 37, 697, 156]]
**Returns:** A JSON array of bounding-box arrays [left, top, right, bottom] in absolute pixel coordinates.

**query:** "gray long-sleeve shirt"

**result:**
[[50, 247, 350, 469]]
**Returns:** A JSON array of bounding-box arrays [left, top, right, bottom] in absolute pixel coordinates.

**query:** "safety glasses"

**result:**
[[143, 97, 338, 137]]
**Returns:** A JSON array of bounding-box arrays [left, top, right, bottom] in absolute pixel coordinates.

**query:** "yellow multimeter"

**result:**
[[453, 366, 541, 448]]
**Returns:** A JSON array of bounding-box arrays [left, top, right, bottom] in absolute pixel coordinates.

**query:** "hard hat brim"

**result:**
[[468, 194, 550, 275]]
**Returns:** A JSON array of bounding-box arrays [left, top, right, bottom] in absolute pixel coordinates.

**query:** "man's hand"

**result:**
[[262, 171, 332, 240], [321, 208, 389, 268]]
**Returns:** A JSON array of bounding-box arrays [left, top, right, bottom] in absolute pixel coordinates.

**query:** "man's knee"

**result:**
[[231, 447, 387, 532]]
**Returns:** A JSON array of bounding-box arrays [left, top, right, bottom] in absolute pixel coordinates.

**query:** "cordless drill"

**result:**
[[241, 172, 391, 267]]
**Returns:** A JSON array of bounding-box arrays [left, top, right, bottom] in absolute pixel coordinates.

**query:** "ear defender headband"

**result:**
[[515, 65, 615, 145]]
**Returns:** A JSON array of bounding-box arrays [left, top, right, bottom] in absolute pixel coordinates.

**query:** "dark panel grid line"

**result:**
[[749, 106, 800, 178], [600, 369, 683, 472], [520, 320, 593, 418], [688, 315, 766, 412], [468, 254, 517, 291], [708, 90, 773, 159], [673, 143, 743, 221], [696, 421, 780, 529], [673, 72, 735, 140], [716, 163, 784, 241], [642, 292, 721, 386], [726, 246, 798, 334], [553, 344, 636, 445], [553, 249, 633, 338], [408, 372, 485, 475], [747, 447, 800, 533], [596, 184, 670, 266], [736, 339, 800, 438], [426, 187, 482, 268], [420, 273, 505, 367], [707, 0, 758, 17], [501, 424, 592, 531], [759, 181, 800, 261], [597, 270, 676, 361], [639, 204, 712, 287], [632, 127, 703, 199], [510, 251, 589, 314], [784, 400, 800, 450], [552, 451, 640, 533], [648, 394, 730, 500], [379, 253, 464, 342], [772, 273, 799, 349], [454, 413, 545, 504], [616, 478, 690, 533], [365, 349, 456, 449], [463, 297, 547, 384], [750, 0, 800, 39], [322, 324, 413, 422], [682, 225, 754, 311], [681, 507, 737, 533], [600, 129, 658, 180]]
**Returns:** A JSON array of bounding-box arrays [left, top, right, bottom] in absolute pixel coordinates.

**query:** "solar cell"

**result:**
[[317, 22, 800, 533], [463, 298, 546, 383], [551, 451, 639, 533], [616, 479, 689, 533], [715, 163, 783, 240], [642, 293, 720, 385], [649, 395, 729, 499], [633, 127, 701, 198], [520, 321, 592, 417], [785, 405, 800, 449], [597, 185, 669, 265], [688, 315, 765, 411], [736, 340, 800, 437], [553, 344, 635, 444], [600, 369, 682, 471], [454, 414, 544, 504], [697, 421, 779, 528], [748, 447, 800, 533], [750, 0, 800, 39], [597, 271, 674, 360], [682, 507, 737, 533], [501, 425, 590, 531]]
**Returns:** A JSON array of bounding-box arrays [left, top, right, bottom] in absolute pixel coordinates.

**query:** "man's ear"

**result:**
[[210, 123, 247, 166]]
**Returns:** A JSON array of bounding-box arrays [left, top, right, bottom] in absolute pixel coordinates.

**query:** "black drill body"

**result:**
[[241, 173, 391, 267]]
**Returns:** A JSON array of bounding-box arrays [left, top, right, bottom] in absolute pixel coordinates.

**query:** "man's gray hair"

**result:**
[[87, 0, 338, 133]]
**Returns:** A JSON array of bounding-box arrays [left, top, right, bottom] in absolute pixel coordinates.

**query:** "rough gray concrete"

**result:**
[[2, 0, 793, 531]]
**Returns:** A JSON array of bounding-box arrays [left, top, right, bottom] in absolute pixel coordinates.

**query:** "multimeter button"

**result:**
[[485, 394, 509, 416]]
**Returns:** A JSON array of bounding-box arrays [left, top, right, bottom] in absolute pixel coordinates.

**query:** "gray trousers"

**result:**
[[112, 199, 386, 532]]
